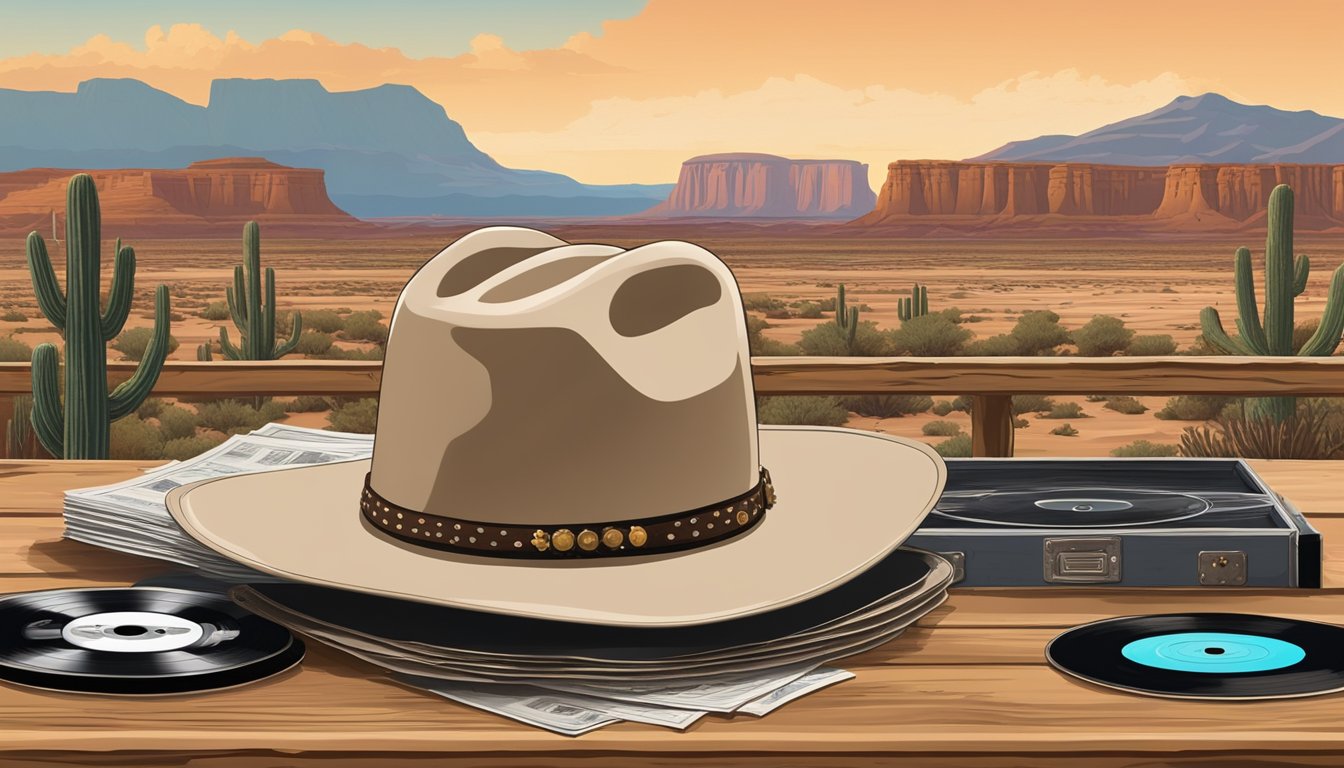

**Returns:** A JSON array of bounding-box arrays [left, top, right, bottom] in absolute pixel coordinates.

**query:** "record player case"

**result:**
[[907, 458, 1321, 588]]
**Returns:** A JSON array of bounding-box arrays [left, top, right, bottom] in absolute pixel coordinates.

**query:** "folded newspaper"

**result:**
[[63, 423, 860, 734]]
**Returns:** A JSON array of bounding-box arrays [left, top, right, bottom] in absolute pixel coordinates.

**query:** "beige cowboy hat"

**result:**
[[166, 226, 946, 627]]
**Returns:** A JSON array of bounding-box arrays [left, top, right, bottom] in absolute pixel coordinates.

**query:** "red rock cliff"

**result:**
[[648, 153, 875, 218], [859, 160, 1344, 230], [0, 157, 364, 235]]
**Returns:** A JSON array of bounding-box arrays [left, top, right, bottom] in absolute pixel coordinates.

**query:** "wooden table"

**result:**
[[1, 459, 1341, 767]]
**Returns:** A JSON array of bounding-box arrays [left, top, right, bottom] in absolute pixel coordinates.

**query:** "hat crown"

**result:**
[[369, 227, 760, 528]]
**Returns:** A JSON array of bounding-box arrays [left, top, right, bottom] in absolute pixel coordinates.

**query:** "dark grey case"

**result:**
[[906, 458, 1320, 588]]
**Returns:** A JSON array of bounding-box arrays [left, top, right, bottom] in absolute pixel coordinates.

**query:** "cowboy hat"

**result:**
[[167, 227, 946, 627]]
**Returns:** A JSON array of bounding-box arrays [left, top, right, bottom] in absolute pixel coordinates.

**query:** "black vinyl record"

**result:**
[[0, 587, 304, 695], [932, 488, 1210, 528], [243, 548, 941, 660], [1047, 613, 1344, 699]]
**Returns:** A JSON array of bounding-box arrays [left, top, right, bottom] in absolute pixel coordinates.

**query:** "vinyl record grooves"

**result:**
[[1047, 613, 1344, 700], [0, 587, 304, 695]]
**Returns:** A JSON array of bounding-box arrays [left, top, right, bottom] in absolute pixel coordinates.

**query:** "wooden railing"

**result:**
[[3, 356, 1344, 457]]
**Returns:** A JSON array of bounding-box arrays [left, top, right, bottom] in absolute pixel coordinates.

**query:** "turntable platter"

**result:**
[[931, 488, 1210, 528]]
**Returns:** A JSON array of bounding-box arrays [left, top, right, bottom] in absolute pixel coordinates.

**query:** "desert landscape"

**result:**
[[5, 228, 1340, 458]]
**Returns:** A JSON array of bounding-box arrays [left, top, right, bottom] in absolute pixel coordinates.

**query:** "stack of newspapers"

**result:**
[[63, 423, 946, 735]]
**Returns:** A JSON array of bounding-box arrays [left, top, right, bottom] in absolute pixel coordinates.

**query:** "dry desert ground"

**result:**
[[2, 231, 1342, 457]]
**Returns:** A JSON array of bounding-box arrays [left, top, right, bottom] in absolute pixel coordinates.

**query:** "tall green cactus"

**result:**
[[1200, 184, 1344, 422], [897, 283, 929, 322], [834, 283, 858, 351], [219, 221, 302, 360], [5, 395, 33, 459], [26, 174, 172, 459], [197, 342, 213, 361]]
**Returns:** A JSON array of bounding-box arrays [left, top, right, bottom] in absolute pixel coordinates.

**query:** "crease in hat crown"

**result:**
[[368, 226, 763, 538]]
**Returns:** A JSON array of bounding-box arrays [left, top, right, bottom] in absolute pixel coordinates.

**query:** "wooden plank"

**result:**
[[0, 517, 165, 579], [0, 644, 1343, 755], [970, 394, 1014, 457], [750, 356, 1344, 396], [1246, 459, 1343, 517], [5, 357, 1344, 397], [0, 753, 1340, 768], [0, 460, 159, 515]]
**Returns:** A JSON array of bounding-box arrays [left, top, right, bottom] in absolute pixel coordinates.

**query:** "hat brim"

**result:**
[[167, 425, 946, 627]]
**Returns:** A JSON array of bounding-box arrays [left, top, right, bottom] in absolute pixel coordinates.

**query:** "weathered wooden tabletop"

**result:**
[[0, 458, 1340, 767]]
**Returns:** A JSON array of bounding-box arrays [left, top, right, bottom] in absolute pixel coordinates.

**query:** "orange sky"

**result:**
[[0, 0, 1340, 187]]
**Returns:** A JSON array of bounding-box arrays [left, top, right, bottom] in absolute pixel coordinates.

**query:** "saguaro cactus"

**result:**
[[1200, 184, 1344, 422], [219, 221, 302, 360], [26, 174, 172, 459], [897, 283, 929, 322], [834, 283, 858, 350]]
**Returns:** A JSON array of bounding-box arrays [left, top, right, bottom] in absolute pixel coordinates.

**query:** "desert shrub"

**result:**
[[161, 434, 226, 460], [199, 301, 230, 321], [341, 311, 389, 344], [816, 296, 837, 311], [112, 328, 180, 361], [795, 302, 823, 319], [136, 397, 166, 419], [922, 420, 962, 437], [1179, 401, 1344, 460], [109, 415, 165, 459], [1155, 395, 1236, 421], [888, 314, 971, 356], [950, 395, 973, 413], [756, 396, 849, 426], [1072, 315, 1134, 356], [931, 400, 954, 416], [0, 336, 32, 362], [327, 398, 380, 433], [1, 309, 28, 322], [1050, 423, 1080, 436], [741, 293, 785, 313], [324, 345, 386, 361], [156, 405, 200, 441], [963, 334, 1021, 356], [1011, 394, 1056, 415], [1180, 334, 1225, 356], [1010, 310, 1071, 356], [295, 331, 334, 356], [798, 320, 890, 356], [934, 434, 973, 457], [195, 399, 287, 434], [1104, 396, 1149, 415], [746, 316, 799, 356], [1126, 334, 1177, 356], [303, 310, 346, 334], [1043, 401, 1087, 419], [842, 394, 933, 418], [286, 395, 332, 413], [1084, 394, 1110, 402], [1013, 417, 1030, 428], [1111, 440, 1180, 457]]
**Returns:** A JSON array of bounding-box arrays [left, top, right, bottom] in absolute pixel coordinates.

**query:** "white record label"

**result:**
[[61, 611, 204, 652]]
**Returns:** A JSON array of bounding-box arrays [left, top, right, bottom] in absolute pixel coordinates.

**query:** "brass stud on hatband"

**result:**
[[577, 529, 599, 551], [552, 529, 575, 552], [736, 510, 750, 525], [531, 530, 550, 552], [628, 526, 648, 547], [602, 528, 624, 549]]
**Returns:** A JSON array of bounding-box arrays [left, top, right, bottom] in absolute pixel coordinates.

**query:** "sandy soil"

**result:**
[[0, 232, 1339, 455]]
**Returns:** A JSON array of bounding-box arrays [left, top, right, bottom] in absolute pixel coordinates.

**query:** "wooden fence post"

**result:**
[[971, 394, 1014, 457]]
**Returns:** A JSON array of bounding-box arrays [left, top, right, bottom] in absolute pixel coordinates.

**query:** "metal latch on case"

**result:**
[[1043, 537, 1121, 583], [1198, 551, 1247, 586]]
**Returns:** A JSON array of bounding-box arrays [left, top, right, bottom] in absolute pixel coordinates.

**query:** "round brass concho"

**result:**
[[551, 529, 576, 552]]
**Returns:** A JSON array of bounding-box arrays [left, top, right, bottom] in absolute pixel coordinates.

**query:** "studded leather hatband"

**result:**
[[360, 468, 776, 559]]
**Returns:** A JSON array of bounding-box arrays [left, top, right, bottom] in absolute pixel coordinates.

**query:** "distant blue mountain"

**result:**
[[970, 93, 1344, 165], [0, 78, 671, 218]]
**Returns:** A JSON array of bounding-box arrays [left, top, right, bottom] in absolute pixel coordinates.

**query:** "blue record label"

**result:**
[[1121, 631, 1305, 673]]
